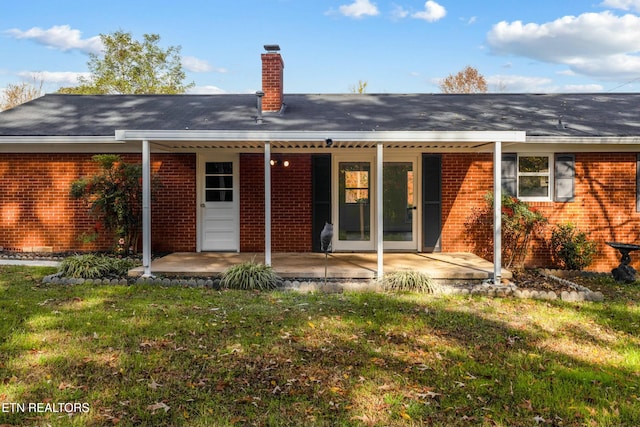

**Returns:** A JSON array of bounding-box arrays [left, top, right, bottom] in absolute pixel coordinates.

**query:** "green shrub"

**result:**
[[221, 261, 281, 290], [381, 270, 438, 293], [465, 193, 547, 269], [59, 254, 138, 279], [550, 223, 598, 270]]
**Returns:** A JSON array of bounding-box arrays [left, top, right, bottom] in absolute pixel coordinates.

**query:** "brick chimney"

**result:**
[[261, 45, 284, 112]]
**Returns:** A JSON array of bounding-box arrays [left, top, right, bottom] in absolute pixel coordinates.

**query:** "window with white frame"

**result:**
[[518, 155, 551, 199]]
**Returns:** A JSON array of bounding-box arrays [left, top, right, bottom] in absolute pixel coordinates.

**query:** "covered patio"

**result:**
[[115, 130, 526, 282], [129, 252, 511, 282]]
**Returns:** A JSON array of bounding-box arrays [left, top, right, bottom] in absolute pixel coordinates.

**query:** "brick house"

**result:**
[[2, 45, 640, 276]]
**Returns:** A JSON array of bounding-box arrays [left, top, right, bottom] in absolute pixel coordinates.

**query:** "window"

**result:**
[[205, 162, 233, 202], [518, 155, 550, 199], [343, 169, 369, 204], [502, 153, 575, 202]]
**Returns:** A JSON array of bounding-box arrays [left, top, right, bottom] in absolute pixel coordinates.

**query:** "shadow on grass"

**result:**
[[1, 266, 639, 426]]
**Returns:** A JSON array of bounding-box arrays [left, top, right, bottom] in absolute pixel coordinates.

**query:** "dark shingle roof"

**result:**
[[1, 93, 639, 137]]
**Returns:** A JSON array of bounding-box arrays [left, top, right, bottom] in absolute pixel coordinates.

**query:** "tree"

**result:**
[[439, 66, 487, 94], [59, 31, 193, 94], [349, 80, 368, 94], [71, 155, 149, 253], [0, 78, 43, 111]]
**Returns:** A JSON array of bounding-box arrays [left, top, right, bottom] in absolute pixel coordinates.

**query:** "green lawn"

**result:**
[[1, 265, 639, 426]]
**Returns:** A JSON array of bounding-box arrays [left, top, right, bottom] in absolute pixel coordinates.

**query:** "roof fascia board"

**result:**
[[115, 130, 526, 143], [527, 136, 640, 145], [0, 136, 121, 144]]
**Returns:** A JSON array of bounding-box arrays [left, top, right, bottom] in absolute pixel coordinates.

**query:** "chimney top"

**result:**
[[264, 44, 281, 52], [261, 45, 284, 113]]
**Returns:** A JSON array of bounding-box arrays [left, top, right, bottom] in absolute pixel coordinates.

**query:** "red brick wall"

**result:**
[[3, 150, 636, 271], [0, 153, 196, 253], [151, 154, 196, 252], [440, 152, 640, 271], [239, 153, 312, 252], [526, 153, 640, 271], [440, 153, 494, 255]]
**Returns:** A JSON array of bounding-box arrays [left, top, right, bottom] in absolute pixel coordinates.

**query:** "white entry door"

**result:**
[[199, 155, 239, 251]]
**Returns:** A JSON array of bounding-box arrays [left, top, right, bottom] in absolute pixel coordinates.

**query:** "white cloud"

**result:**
[[487, 11, 640, 80], [338, 0, 380, 18], [391, 4, 409, 20], [601, 0, 640, 11], [412, 1, 446, 22], [486, 74, 604, 93], [487, 74, 553, 92], [563, 84, 605, 92], [186, 85, 227, 94], [17, 70, 89, 86], [5, 25, 102, 54], [182, 56, 227, 73]]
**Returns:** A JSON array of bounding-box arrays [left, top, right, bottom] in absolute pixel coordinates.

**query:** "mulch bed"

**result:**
[[511, 269, 599, 294]]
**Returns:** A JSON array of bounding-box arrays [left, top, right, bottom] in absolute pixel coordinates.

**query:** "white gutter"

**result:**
[[527, 136, 640, 144], [0, 136, 121, 144], [115, 130, 527, 143]]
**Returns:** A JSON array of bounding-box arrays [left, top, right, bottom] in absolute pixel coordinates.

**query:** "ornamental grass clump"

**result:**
[[381, 270, 438, 293], [60, 254, 138, 279], [221, 261, 281, 290]]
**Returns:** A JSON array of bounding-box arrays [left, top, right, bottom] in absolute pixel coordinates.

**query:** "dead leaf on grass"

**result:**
[[416, 390, 442, 399], [351, 414, 377, 427], [58, 381, 74, 390], [147, 401, 170, 414], [148, 379, 162, 390]]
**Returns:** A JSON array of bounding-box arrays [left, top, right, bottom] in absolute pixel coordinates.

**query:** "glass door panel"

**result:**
[[338, 162, 371, 243], [383, 162, 413, 241], [384, 160, 417, 250]]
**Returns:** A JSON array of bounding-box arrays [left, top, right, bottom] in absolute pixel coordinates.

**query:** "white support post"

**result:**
[[493, 141, 502, 284], [142, 139, 152, 277], [376, 142, 384, 278], [264, 142, 272, 266]]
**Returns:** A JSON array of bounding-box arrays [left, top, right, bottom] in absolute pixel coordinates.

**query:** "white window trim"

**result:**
[[517, 153, 553, 202]]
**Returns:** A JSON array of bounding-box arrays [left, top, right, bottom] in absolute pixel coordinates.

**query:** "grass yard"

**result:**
[[0, 265, 639, 426]]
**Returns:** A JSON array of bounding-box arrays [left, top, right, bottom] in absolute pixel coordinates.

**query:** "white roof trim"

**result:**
[[0, 136, 122, 144], [527, 136, 640, 144], [115, 130, 527, 143]]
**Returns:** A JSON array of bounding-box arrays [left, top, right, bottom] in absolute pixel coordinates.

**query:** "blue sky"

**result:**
[[2, 0, 640, 95]]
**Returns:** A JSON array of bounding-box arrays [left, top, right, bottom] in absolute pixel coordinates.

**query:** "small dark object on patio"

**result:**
[[606, 242, 640, 283]]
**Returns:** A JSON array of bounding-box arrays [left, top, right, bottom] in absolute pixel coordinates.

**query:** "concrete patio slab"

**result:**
[[129, 252, 510, 281]]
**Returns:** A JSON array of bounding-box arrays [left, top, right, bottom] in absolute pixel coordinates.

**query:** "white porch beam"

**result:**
[[142, 139, 152, 277], [115, 130, 526, 144], [264, 142, 272, 266], [376, 142, 384, 278], [493, 141, 502, 283]]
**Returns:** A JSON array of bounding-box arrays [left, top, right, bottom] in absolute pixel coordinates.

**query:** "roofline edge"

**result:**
[[115, 130, 527, 143]]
